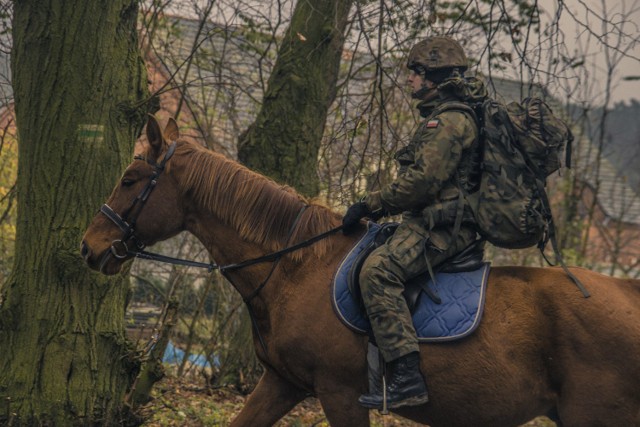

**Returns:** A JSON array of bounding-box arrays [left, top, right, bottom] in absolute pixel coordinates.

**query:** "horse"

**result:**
[[81, 115, 640, 427]]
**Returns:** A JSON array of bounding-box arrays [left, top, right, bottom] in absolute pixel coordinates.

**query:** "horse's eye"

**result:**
[[121, 178, 136, 187]]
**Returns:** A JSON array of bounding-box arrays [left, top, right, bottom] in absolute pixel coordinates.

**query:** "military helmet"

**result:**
[[407, 36, 468, 72]]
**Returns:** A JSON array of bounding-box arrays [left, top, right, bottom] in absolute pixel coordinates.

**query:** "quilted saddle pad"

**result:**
[[332, 223, 491, 342]]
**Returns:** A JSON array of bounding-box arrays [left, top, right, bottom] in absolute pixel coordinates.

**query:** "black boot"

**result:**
[[358, 352, 429, 409]]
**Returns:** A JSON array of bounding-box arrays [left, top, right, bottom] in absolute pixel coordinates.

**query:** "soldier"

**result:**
[[342, 36, 488, 409]]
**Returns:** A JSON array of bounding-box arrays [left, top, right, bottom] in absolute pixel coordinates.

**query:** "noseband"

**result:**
[[100, 142, 177, 263]]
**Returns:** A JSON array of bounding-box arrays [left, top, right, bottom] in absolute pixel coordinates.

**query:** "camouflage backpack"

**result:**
[[434, 97, 590, 297], [443, 97, 573, 249]]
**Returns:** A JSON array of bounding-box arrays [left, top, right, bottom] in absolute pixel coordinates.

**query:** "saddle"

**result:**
[[347, 222, 486, 312]]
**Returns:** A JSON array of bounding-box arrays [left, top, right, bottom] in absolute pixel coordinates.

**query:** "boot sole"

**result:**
[[358, 393, 429, 410], [387, 393, 429, 409]]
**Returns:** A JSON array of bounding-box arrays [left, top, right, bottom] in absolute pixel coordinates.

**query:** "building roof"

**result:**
[[566, 104, 640, 225]]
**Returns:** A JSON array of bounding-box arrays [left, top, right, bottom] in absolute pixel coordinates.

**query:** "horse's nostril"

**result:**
[[80, 241, 91, 260]]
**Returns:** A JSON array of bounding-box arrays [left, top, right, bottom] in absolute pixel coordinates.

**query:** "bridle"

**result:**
[[98, 141, 177, 271], [97, 140, 343, 278]]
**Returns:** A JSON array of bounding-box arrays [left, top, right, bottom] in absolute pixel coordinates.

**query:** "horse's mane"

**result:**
[[169, 142, 340, 260]]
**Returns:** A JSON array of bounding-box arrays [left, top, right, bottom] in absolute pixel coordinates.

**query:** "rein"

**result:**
[[126, 224, 343, 275], [126, 213, 343, 357]]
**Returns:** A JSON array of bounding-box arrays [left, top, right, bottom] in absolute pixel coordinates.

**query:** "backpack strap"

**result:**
[[430, 101, 482, 251], [534, 179, 590, 298], [432, 101, 478, 126], [565, 130, 573, 169]]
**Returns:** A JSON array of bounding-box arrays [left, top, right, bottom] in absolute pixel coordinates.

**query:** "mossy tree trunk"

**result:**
[[0, 1, 148, 425], [238, 0, 353, 197], [230, 0, 354, 388]]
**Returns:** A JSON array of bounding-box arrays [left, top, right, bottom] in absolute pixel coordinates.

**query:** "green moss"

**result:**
[[0, 1, 149, 425], [237, 0, 353, 197]]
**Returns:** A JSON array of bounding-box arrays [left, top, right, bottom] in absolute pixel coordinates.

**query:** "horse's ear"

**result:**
[[164, 117, 179, 142], [146, 114, 165, 160]]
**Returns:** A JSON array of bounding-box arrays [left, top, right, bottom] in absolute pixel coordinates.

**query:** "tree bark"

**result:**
[[0, 1, 148, 425], [237, 0, 353, 197]]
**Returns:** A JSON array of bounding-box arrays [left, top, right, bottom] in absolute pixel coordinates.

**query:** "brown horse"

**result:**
[[81, 115, 640, 427]]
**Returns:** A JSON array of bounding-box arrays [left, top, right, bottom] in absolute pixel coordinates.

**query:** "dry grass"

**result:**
[[138, 376, 557, 427]]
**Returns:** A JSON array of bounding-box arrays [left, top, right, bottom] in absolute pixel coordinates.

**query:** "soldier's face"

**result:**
[[408, 70, 437, 99]]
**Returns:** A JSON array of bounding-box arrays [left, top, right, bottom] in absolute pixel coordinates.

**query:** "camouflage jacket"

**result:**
[[365, 76, 488, 224]]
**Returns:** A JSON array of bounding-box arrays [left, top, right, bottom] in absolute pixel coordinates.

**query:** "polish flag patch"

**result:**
[[426, 119, 440, 128]]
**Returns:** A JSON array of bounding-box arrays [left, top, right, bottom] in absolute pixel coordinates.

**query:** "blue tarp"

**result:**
[[162, 340, 219, 368]]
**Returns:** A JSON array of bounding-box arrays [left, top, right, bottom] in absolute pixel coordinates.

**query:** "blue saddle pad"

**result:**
[[332, 223, 491, 342]]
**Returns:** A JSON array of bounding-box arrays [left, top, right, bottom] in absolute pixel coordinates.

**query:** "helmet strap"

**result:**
[[412, 84, 438, 101]]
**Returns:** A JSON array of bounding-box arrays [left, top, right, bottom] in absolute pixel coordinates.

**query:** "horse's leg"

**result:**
[[317, 387, 370, 427], [546, 406, 564, 427], [229, 369, 307, 427]]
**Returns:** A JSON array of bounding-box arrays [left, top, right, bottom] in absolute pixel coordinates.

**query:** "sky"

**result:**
[[535, 0, 640, 105]]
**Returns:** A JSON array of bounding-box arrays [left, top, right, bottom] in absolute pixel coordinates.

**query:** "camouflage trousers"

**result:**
[[359, 216, 477, 362]]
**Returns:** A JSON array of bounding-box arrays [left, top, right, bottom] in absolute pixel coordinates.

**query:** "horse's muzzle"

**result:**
[[80, 240, 91, 262], [81, 240, 120, 275]]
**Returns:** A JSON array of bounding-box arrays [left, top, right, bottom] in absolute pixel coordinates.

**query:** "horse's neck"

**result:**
[[175, 149, 340, 304], [186, 213, 285, 301]]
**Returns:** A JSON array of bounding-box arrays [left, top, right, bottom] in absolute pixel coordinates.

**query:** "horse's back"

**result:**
[[485, 265, 640, 357], [482, 266, 640, 426], [489, 265, 640, 326]]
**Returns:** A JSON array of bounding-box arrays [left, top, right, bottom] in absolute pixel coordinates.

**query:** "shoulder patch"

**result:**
[[426, 119, 440, 128]]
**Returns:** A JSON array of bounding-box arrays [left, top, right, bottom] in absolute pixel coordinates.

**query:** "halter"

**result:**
[[99, 142, 177, 266]]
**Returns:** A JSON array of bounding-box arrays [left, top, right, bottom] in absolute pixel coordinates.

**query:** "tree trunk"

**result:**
[[0, 1, 148, 425], [237, 0, 353, 197]]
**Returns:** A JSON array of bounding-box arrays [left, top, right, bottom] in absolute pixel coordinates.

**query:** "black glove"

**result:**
[[342, 202, 370, 235]]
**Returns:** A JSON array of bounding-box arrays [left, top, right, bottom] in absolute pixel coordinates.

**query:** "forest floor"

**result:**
[[138, 376, 557, 427]]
